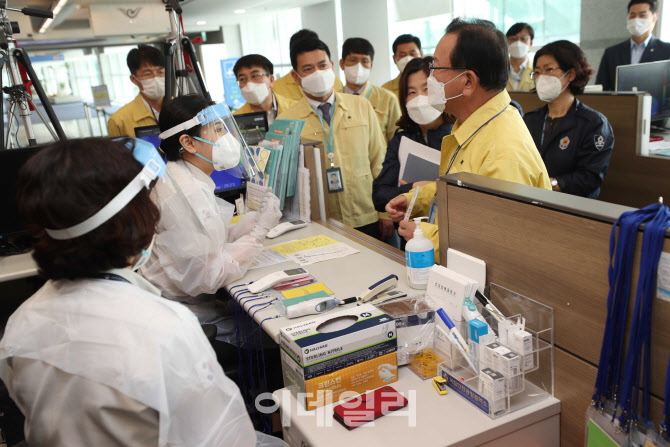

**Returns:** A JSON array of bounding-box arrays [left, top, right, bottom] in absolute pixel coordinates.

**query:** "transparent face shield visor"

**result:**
[[159, 102, 259, 179]]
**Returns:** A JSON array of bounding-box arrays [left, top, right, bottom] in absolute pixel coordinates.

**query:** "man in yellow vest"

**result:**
[[382, 34, 423, 99], [232, 54, 295, 124], [506, 23, 535, 91], [386, 18, 551, 262], [273, 29, 344, 102], [339, 38, 401, 143], [108, 45, 165, 137], [278, 37, 393, 241]]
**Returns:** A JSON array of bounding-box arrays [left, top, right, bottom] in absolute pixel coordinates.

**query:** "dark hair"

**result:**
[[290, 37, 331, 71], [445, 17, 509, 91], [127, 45, 165, 76], [17, 138, 159, 280], [628, 0, 658, 13], [159, 94, 211, 161], [397, 57, 432, 132], [533, 40, 594, 95], [342, 37, 375, 61], [506, 22, 535, 41], [290, 29, 319, 48], [392, 34, 421, 55], [233, 54, 274, 77]]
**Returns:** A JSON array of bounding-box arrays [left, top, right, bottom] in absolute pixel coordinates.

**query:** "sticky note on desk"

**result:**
[[282, 291, 331, 307], [281, 282, 333, 299]]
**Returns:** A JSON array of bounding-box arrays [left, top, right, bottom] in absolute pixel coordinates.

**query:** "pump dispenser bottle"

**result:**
[[405, 217, 435, 289]]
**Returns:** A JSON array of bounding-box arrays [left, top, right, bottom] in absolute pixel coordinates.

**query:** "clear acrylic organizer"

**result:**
[[436, 283, 554, 419]]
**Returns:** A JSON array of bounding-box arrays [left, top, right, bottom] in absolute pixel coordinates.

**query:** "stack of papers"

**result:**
[[426, 265, 479, 322], [269, 235, 359, 266], [264, 119, 305, 209], [398, 136, 441, 185]]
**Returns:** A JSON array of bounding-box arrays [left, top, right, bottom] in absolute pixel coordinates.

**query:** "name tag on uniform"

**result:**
[[326, 167, 344, 192]]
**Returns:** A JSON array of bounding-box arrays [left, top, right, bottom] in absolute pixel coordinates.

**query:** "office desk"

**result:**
[[0, 253, 38, 283], [230, 220, 560, 446], [226, 220, 409, 344], [273, 360, 560, 447]]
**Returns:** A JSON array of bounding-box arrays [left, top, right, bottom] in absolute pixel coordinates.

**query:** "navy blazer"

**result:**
[[596, 35, 670, 91], [523, 99, 614, 199], [372, 123, 452, 212]]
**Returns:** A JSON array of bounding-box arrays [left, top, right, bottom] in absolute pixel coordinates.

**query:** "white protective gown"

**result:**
[[0, 268, 256, 447], [141, 160, 263, 332]]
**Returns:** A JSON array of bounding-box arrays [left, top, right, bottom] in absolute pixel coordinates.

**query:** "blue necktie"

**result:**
[[318, 103, 332, 126]]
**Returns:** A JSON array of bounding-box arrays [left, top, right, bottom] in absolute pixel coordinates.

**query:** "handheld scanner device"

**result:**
[[286, 297, 357, 319], [248, 268, 310, 294], [357, 274, 399, 303]]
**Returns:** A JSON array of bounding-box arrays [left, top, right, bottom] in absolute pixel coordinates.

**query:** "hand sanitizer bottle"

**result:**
[[405, 217, 434, 289]]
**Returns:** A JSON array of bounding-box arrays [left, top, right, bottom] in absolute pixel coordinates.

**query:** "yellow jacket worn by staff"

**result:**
[[381, 74, 401, 99], [506, 62, 534, 92], [107, 94, 157, 138], [343, 82, 401, 143], [403, 90, 551, 262], [273, 71, 345, 102], [232, 92, 296, 117], [278, 92, 386, 229]]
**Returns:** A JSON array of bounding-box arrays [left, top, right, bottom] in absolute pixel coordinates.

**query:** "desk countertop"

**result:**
[[273, 367, 560, 447], [226, 220, 410, 344]]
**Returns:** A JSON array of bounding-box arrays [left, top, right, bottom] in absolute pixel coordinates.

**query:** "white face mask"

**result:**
[[406, 94, 442, 125], [344, 63, 370, 86], [535, 73, 569, 103], [627, 17, 652, 37], [241, 80, 270, 105], [133, 234, 155, 271], [427, 71, 467, 112], [137, 76, 165, 100], [193, 132, 241, 171], [299, 68, 336, 97], [509, 41, 529, 59], [396, 55, 414, 73]]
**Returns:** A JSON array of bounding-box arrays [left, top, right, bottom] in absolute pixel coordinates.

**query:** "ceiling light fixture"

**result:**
[[196, 20, 207, 25], [234, 9, 246, 14], [39, 0, 69, 34]]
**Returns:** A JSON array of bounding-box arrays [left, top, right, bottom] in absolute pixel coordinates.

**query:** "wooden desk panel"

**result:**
[[510, 92, 670, 209]]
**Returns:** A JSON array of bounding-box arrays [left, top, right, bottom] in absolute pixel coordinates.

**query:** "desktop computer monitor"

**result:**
[[0, 145, 46, 254], [616, 60, 670, 121], [134, 125, 162, 150]]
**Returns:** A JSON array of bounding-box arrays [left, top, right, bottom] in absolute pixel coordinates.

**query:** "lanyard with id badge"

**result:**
[[312, 99, 344, 193]]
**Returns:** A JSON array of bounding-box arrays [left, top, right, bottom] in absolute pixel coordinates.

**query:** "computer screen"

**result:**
[[233, 111, 269, 146], [134, 125, 162, 150], [616, 60, 670, 120], [0, 145, 46, 253]]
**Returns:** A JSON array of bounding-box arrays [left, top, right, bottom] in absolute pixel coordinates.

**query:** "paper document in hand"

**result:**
[[398, 136, 441, 186]]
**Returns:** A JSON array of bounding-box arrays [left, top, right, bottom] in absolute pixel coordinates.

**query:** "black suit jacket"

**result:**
[[596, 35, 670, 91]]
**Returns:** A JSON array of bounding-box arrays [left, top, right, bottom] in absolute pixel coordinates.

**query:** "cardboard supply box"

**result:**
[[279, 303, 398, 410]]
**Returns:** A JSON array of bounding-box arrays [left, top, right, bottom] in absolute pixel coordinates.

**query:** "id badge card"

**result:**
[[326, 167, 344, 192]]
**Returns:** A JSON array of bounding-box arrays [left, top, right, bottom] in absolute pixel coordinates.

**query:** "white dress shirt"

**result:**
[[631, 34, 653, 65]]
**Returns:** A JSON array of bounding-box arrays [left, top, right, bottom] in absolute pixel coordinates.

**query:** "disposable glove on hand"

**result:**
[[250, 193, 282, 241]]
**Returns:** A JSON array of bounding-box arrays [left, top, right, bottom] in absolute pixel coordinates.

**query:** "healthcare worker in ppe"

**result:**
[[0, 137, 257, 446], [141, 94, 282, 341]]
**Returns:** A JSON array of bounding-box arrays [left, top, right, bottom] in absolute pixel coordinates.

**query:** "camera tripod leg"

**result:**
[[14, 48, 65, 140], [163, 40, 176, 101], [5, 101, 14, 149], [27, 95, 58, 140], [182, 37, 212, 103]]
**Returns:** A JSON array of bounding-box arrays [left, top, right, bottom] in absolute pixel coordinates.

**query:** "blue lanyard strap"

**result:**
[[444, 104, 509, 175], [311, 97, 337, 165]]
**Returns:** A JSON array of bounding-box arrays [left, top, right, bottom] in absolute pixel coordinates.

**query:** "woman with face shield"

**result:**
[[523, 41, 614, 199], [0, 138, 258, 446], [142, 94, 282, 342], [372, 57, 453, 243]]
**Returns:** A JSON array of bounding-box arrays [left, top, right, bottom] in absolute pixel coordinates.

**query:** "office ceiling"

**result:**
[[4, 0, 327, 49]]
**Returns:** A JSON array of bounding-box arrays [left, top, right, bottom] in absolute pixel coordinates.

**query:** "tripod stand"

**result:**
[[162, 0, 213, 103], [0, 1, 66, 149]]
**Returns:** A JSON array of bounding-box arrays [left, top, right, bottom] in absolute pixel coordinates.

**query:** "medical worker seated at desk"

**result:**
[[141, 94, 282, 342], [0, 137, 257, 446], [523, 40, 614, 199]]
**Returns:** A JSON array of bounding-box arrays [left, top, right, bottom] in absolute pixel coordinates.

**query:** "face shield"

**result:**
[[158, 102, 259, 179], [45, 138, 166, 240]]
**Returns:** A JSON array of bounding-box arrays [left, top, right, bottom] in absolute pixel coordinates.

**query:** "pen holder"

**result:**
[[436, 283, 554, 419]]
